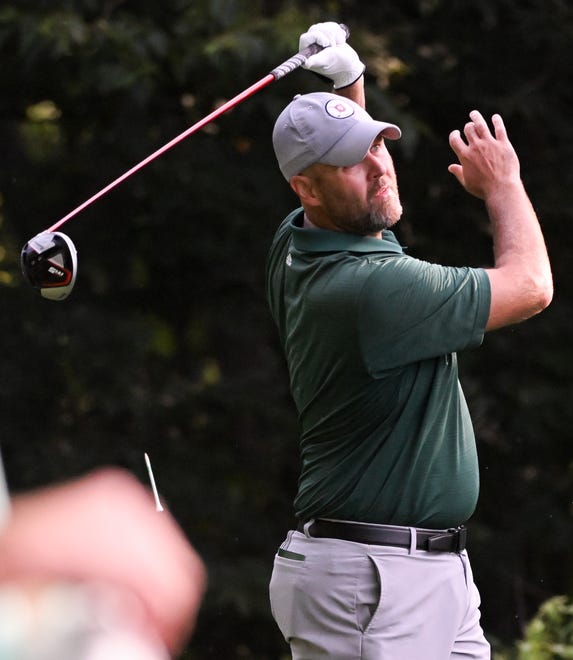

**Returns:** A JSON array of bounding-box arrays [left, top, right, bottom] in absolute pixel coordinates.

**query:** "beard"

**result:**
[[336, 183, 403, 236], [364, 185, 403, 233]]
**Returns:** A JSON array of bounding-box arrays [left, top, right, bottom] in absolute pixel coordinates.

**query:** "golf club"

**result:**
[[20, 26, 348, 301], [20, 231, 78, 301]]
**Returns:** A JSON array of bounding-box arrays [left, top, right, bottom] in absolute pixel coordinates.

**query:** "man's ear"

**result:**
[[290, 174, 320, 206]]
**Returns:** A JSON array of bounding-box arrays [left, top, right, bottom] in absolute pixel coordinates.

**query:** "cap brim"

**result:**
[[320, 120, 401, 169]]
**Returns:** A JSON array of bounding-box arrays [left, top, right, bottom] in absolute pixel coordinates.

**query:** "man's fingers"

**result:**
[[468, 110, 489, 136], [449, 128, 467, 154], [447, 163, 464, 186], [448, 129, 470, 189], [466, 110, 508, 143], [491, 113, 508, 141], [463, 121, 479, 141], [299, 22, 347, 50], [462, 111, 490, 143]]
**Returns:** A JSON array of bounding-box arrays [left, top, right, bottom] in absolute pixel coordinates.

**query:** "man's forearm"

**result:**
[[485, 181, 553, 330]]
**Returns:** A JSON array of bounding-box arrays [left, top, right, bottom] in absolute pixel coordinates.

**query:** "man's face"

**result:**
[[304, 134, 403, 236]]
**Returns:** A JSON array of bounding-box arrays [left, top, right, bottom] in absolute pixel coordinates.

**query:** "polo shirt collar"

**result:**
[[288, 209, 404, 255]]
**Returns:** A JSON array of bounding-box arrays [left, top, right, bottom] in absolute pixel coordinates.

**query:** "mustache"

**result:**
[[370, 179, 397, 196]]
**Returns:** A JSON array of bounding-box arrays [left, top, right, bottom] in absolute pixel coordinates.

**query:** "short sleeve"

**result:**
[[358, 256, 491, 374]]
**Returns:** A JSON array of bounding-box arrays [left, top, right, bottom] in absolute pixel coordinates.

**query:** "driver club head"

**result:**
[[21, 231, 78, 301]]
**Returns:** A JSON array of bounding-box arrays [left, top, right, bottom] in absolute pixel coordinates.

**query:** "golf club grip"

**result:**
[[270, 23, 350, 80]]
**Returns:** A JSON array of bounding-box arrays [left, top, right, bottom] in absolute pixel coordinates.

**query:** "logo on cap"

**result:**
[[325, 99, 354, 119]]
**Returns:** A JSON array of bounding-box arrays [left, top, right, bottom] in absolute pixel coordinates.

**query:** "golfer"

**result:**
[[266, 22, 552, 659]]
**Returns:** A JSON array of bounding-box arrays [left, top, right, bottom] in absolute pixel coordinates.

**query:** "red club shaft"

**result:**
[[47, 73, 275, 233], [45, 30, 343, 233]]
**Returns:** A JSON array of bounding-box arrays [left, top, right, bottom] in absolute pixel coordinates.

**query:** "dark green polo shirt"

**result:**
[[266, 208, 491, 528]]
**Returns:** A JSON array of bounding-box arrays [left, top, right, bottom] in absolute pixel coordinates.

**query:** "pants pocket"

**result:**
[[269, 552, 306, 638], [356, 555, 382, 632]]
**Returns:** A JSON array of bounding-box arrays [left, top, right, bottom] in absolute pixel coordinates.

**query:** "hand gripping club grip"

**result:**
[[270, 24, 350, 80]]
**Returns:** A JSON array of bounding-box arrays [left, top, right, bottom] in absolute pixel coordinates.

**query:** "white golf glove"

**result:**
[[299, 22, 365, 89]]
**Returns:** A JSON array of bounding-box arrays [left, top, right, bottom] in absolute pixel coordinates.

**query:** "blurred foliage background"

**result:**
[[1, 0, 572, 658]]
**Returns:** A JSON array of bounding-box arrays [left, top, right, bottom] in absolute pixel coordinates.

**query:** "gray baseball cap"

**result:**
[[272, 92, 401, 181]]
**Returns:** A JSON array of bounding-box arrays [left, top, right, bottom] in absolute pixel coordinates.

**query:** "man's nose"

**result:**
[[364, 150, 387, 177]]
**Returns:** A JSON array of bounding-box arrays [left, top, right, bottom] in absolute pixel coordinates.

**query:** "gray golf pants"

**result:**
[[269, 529, 490, 659]]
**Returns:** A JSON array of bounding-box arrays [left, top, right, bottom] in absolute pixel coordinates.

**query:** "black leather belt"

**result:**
[[297, 519, 467, 553]]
